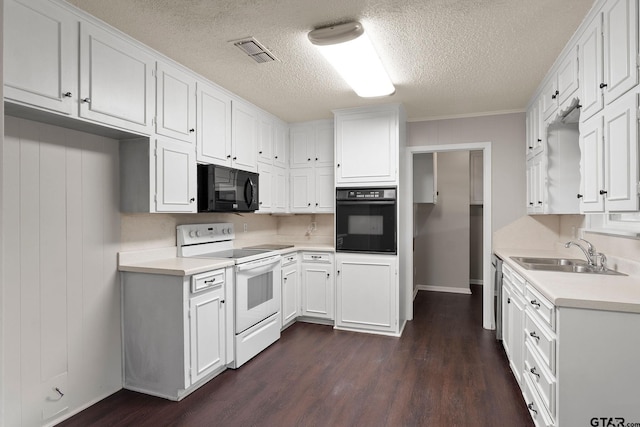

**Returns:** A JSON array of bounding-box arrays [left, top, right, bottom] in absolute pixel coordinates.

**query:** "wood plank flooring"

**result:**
[[58, 286, 533, 426]]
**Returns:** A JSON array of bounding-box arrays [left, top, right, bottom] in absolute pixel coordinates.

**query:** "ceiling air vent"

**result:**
[[231, 37, 279, 63]]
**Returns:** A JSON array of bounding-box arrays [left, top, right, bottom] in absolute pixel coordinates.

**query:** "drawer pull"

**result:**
[[529, 331, 540, 341], [204, 278, 218, 284], [530, 299, 541, 308], [530, 367, 540, 379], [55, 387, 64, 398], [527, 403, 537, 414]]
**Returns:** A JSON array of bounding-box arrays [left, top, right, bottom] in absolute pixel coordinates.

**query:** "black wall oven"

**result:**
[[336, 187, 397, 254]]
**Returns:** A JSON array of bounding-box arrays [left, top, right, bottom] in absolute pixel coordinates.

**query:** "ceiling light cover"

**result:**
[[308, 22, 395, 98]]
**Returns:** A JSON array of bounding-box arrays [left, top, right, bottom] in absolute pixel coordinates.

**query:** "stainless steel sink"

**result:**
[[510, 256, 627, 276]]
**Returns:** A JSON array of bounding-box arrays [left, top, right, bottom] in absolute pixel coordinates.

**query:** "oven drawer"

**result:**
[[302, 252, 332, 263], [191, 269, 225, 294]]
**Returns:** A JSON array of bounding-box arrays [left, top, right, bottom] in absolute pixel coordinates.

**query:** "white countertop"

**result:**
[[118, 244, 335, 276], [496, 248, 640, 314]]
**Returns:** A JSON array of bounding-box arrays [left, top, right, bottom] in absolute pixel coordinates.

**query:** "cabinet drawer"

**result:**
[[503, 263, 525, 295], [282, 254, 298, 267], [526, 284, 555, 331], [523, 371, 554, 427], [503, 263, 514, 282], [302, 252, 331, 263], [524, 310, 556, 374], [192, 269, 225, 293], [524, 341, 556, 419]]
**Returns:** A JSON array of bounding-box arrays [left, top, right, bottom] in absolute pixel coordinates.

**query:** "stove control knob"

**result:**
[[225, 227, 232, 234], [189, 231, 196, 238], [196, 230, 203, 237], [222, 228, 228, 235]]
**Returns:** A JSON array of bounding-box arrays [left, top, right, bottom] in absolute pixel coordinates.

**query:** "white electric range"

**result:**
[[177, 223, 282, 368]]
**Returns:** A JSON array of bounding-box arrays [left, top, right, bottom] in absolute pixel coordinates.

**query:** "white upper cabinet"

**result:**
[[156, 62, 197, 144], [274, 166, 288, 213], [602, 0, 638, 106], [79, 21, 155, 135], [290, 120, 333, 169], [257, 163, 274, 212], [603, 90, 638, 211], [526, 99, 544, 158], [273, 122, 288, 169], [290, 168, 315, 213], [314, 166, 335, 213], [4, 0, 78, 115], [579, 16, 604, 121], [579, 114, 605, 212], [540, 78, 559, 121], [197, 82, 232, 166], [335, 105, 401, 185], [231, 100, 258, 172], [258, 115, 274, 164], [556, 47, 580, 107], [155, 137, 197, 213]]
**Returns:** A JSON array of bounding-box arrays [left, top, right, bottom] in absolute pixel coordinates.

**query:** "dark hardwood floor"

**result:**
[[58, 285, 533, 427]]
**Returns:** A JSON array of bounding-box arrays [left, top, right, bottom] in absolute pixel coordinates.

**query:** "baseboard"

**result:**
[[470, 279, 484, 285], [416, 284, 472, 295]]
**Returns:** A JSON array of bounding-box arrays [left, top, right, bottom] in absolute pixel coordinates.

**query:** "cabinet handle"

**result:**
[[275, 155, 278, 159], [233, 157, 237, 161], [315, 203, 319, 206], [226, 154, 231, 159], [551, 90, 559, 99], [507, 297, 511, 304], [529, 202, 534, 206], [221, 299, 225, 304], [307, 158, 311, 161], [204, 278, 217, 284], [577, 194, 583, 199], [189, 128, 195, 133], [530, 367, 540, 379], [259, 151, 263, 154], [190, 198, 195, 203], [284, 277, 287, 282], [308, 203, 311, 206], [63, 92, 72, 98], [337, 164, 341, 168], [529, 331, 540, 342], [259, 201, 263, 205], [315, 157, 318, 161], [599, 190, 608, 195], [599, 83, 608, 89], [527, 403, 537, 415], [528, 145, 533, 150], [537, 201, 542, 205], [326, 273, 330, 278], [55, 387, 64, 398], [537, 138, 542, 142], [82, 98, 91, 103], [530, 299, 541, 308]]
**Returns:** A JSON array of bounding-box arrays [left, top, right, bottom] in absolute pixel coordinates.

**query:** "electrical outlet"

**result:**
[[243, 223, 248, 232]]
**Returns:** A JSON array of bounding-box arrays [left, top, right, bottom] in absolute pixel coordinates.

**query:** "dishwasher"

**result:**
[[492, 254, 503, 340]]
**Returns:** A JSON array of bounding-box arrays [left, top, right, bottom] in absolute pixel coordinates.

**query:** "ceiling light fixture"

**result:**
[[308, 21, 395, 98]]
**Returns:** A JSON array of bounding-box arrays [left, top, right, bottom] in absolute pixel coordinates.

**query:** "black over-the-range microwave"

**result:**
[[197, 164, 259, 212]]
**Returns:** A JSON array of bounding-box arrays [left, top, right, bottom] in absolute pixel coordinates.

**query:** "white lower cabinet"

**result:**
[[501, 264, 525, 385], [503, 264, 640, 426], [281, 254, 300, 328], [335, 253, 399, 335], [122, 269, 228, 401], [300, 252, 334, 321]]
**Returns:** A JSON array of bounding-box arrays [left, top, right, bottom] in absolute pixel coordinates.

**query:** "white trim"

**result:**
[[404, 142, 493, 330], [416, 285, 472, 295], [470, 279, 484, 285], [407, 109, 524, 123]]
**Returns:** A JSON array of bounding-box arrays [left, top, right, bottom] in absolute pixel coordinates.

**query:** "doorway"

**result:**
[[401, 142, 493, 330]]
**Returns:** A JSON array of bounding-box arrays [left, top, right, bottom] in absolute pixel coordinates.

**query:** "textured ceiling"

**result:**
[[67, 0, 596, 123]]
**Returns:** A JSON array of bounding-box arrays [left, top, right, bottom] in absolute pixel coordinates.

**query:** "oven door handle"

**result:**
[[236, 255, 282, 272], [244, 177, 255, 207], [336, 201, 395, 206]]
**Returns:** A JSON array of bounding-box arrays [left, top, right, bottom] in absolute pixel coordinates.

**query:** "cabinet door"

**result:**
[[257, 163, 273, 213], [532, 154, 545, 214], [258, 116, 274, 164], [314, 121, 334, 167], [231, 101, 258, 172], [469, 151, 483, 205], [79, 21, 155, 135], [197, 83, 232, 166], [282, 266, 299, 327], [502, 283, 512, 357], [4, 0, 77, 115], [290, 126, 313, 168], [274, 166, 288, 213], [314, 166, 335, 213], [602, 0, 638, 105], [301, 265, 333, 320], [290, 168, 314, 213], [579, 115, 605, 212], [336, 110, 397, 184], [273, 123, 288, 169], [156, 62, 197, 144], [556, 47, 579, 107], [336, 255, 396, 333], [526, 160, 534, 213], [579, 17, 604, 121], [508, 293, 525, 386], [603, 91, 639, 211], [540, 78, 558, 121], [189, 287, 225, 384], [155, 138, 197, 213]]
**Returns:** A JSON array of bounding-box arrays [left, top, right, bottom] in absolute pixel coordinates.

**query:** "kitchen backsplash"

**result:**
[[494, 214, 640, 264], [120, 213, 334, 252]]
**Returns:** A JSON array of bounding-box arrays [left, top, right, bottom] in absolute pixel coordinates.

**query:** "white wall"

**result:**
[[414, 151, 470, 292], [408, 113, 526, 234], [2, 117, 122, 426]]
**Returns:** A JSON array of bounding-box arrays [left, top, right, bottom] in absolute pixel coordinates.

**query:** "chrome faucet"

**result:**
[[564, 238, 607, 270]]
